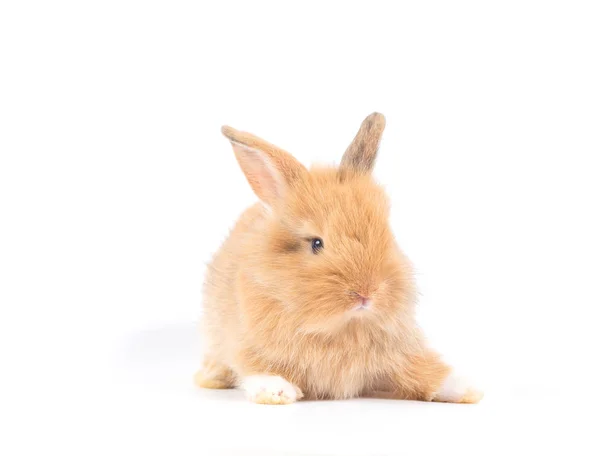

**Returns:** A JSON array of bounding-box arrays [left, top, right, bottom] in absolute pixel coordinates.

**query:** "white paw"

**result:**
[[434, 371, 483, 404], [241, 375, 300, 405]]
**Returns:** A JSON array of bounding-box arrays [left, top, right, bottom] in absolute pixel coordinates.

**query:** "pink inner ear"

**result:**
[[232, 142, 281, 205]]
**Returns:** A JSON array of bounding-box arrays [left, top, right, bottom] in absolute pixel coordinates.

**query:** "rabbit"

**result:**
[[195, 113, 483, 405]]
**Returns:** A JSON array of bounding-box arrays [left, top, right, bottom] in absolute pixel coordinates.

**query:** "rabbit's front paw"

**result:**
[[241, 375, 303, 405], [433, 372, 484, 404]]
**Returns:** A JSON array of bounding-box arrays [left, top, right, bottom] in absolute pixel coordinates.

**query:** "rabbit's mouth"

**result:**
[[353, 298, 372, 311], [347, 291, 375, 312]]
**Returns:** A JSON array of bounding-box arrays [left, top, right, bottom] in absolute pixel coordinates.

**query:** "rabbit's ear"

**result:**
[[221, 126, 307, 207], [340, 112, 386, 173]]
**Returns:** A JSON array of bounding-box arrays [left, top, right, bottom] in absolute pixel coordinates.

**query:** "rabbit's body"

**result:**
[[196, 114, 482, 404]]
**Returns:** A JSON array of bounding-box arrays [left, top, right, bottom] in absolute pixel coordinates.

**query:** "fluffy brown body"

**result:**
[[196, 113, 481, 404]]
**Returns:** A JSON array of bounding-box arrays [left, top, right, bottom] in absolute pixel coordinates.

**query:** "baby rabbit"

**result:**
[[195, 113, 482, 405]]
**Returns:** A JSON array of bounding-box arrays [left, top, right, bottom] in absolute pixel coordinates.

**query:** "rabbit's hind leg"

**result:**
[[194, 356, 236, 389]]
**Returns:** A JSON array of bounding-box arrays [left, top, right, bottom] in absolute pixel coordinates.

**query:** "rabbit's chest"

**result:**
[[292, 340, 389, 399]]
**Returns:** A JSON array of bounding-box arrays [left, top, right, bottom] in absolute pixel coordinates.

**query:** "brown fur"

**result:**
[[197, 113, 481, 403], [340, 112, 386, 173]]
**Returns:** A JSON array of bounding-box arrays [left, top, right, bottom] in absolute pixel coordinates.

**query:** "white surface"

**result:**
[[2, 1, 600, 455], [107, 323, 597, 455]]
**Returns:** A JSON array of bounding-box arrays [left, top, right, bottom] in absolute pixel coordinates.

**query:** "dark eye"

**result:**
[[311, 238, 324, 254]]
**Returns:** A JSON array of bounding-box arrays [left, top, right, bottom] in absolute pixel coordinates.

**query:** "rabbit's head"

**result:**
[[222, 113, 415, 334]]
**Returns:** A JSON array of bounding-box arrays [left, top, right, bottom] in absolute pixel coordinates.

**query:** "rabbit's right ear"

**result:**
[[221, 126, 308, 207], [340, 112, 386, 174]]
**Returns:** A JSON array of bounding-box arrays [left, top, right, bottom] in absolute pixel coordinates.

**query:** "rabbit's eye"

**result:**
[[311, 238, 324, 254]]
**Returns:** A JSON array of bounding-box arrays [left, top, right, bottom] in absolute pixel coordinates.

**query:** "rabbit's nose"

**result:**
[[359, 297, 372, 309], [352, 293, 372, 309]]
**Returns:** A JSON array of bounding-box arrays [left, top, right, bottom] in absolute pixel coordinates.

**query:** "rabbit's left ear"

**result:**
[[221, 125, 307, 207], [340, 112, 386, 173]]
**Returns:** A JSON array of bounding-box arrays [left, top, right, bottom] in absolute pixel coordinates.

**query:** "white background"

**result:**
[[1, 1, 599, 455]]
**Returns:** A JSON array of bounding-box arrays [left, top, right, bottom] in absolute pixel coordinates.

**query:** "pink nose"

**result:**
[[350, 291, 373, 309], [358, 295, 372, 308]]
